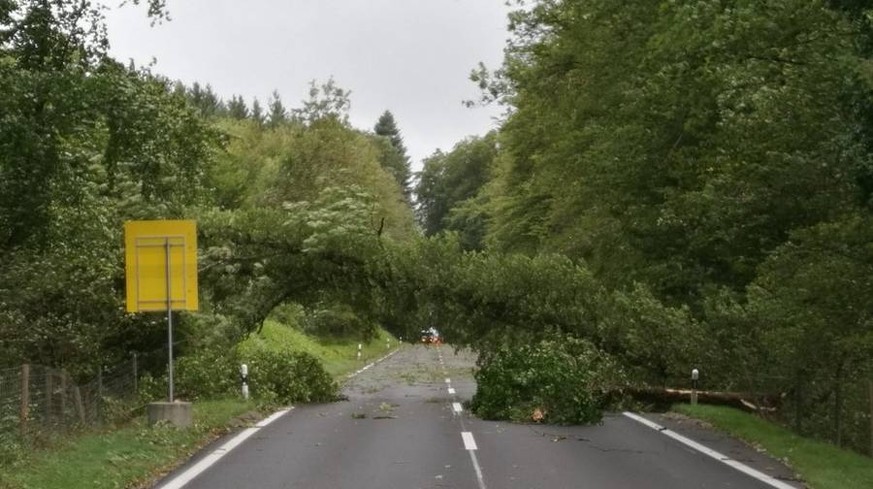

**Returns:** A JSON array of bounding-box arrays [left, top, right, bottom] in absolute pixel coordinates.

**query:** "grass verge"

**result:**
[[238, 320, 399, 378], [0, 400, 257, 489], [0, 325, 398, 489], [673, 404, 873, 489]]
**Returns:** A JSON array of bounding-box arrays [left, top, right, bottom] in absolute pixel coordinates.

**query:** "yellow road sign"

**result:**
[[124, 220, 199, 313]]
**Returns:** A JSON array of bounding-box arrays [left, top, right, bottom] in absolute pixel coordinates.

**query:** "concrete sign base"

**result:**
[[148, 401, 193, 428]]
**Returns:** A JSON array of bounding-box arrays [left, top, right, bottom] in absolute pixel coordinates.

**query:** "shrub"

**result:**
[[244, 349, 338, 404], [173, 348, 239, 401], [138, 342, 338, 405], [471, 335, 625, 424]]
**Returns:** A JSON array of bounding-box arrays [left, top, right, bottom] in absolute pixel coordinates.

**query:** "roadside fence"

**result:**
[[0, 347, 173, 443]]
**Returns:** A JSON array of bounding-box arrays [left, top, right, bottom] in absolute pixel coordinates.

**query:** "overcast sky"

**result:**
[[103, 0, 510, 171]]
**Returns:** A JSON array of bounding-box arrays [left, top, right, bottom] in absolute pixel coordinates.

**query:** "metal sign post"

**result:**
[[165, 237, 174, 403], [124, 220, 199, 406]]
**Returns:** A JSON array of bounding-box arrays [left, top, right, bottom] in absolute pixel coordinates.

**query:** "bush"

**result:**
[[471, 335, 625, 424], [139, 345, 337, 405], [245, 349, 338, 404], [173, 348, 239, 401]]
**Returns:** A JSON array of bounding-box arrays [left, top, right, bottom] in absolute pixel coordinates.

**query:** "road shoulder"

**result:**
[[640, 412, 805, 488]]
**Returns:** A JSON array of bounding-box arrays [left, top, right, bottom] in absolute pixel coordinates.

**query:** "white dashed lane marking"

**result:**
[[461, 431, 478, 450]]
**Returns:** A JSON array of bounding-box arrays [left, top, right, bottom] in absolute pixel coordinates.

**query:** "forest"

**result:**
[[2, 0, 873, 455]]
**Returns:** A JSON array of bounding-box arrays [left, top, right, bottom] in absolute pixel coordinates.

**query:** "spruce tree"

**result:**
[[267, 90, 287, 127], [374, 110, 412, 200]]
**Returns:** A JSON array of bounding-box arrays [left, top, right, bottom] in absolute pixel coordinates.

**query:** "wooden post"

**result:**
[[20, 364, 30, 437], [868, 380, 873, 458], [97, 367, 103, 425], [60, 373, 67, 426], [72, 385, 85, 424], [44, 368, 53, 423]]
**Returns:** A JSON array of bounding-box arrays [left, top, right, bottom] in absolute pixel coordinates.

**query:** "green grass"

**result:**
[[673, 404, 873, 489], [237, 320, 400, 378], [0, 400, 256, 489]]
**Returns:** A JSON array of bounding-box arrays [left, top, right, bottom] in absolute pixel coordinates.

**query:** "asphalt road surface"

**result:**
[[154, 345, 804, 489]]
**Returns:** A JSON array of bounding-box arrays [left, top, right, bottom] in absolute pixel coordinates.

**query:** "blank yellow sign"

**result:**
[[124, 220, 199, 313]]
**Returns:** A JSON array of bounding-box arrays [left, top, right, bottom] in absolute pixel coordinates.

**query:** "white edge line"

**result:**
[[445, 378, 451, 384], [157, 408, 291, 489], [448, 387, 456, 395], [452, 402, 463, 414], [622, 412, 797, 489], [346, 349, 399, 379], [461, 431, 478, 450]]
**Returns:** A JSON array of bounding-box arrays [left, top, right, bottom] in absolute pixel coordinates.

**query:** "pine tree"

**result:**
[[227, 94, 249, 120], [251, 97, 265, 125], [374, 110, 412, 200], [188, 82, 223, 117], [267, 90, 287, 128]]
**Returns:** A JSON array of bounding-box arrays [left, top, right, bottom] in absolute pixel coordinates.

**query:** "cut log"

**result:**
[[627, 387, 781, 413]]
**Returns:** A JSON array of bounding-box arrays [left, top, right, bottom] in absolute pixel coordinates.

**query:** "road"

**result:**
[[154, 345, 804, 489]]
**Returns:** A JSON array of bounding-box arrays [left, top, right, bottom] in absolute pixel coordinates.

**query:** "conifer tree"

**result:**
[[374, 110, 412, 200], [267, 89, 287, 127]]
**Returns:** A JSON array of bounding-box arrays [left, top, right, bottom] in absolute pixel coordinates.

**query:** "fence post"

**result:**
[[97, 366, 103, 425], [72, 384, 85, 424], [20, 364, 30, 437], [868, 379, 873, 458], [60, 372, 67, 427], [44, 368, 53, 423]]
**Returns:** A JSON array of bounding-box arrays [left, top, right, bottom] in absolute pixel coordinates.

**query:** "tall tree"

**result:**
[[267, 89, 287, 127], [251, 97, 265, 125], [188, 82, 224, 117], [227, 94, 249, 120], [373, 110, 412, 200]]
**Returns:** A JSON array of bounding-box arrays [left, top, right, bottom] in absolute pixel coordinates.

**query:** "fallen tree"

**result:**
[[627, 387, 781, 413]]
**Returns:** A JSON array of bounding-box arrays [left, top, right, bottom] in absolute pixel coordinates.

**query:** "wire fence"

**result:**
[[0, 349, 172, 442]]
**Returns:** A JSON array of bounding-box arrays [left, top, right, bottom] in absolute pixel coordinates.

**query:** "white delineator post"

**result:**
[[240, 364, 249, 400], [357, 344, 362, 361], [691, 368, 700, 406]]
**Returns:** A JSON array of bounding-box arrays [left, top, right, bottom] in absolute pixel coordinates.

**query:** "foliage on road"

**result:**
[[472, 335, 625, 424]]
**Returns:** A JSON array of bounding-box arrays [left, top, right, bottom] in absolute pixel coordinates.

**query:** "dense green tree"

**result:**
[[483, 0, 866, 304], [0, 0, 219, 372], [415, 134, 497, 248]]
